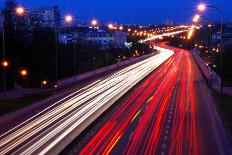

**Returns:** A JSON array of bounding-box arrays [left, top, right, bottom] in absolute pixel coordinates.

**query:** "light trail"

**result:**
[[0, 46, 174, 154], [79, 43, 201, 155], [140, 30, 189, 43]]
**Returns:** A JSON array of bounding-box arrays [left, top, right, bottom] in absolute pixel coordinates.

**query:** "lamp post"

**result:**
[[91, 19, 98, 28], [54, 14, 58, 88], [108, 23, 114, 30], [41, 80, 48, 88], [91, 19, 98, 66], [64, 14, 77, 78], [193, 14, 214, 88], [1, 60, 8, 99], [1, 6, 25, 98], [208, 24, 213, 88], [15, 6, 25, 16], [198, 3, 224, 108], [1, 11, 6, 99]]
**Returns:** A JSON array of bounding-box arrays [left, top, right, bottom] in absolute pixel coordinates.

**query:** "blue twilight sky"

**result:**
[[1, 0, 232, 24]]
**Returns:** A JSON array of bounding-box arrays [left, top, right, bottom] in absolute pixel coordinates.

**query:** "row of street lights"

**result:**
[[1, 5, 99, 93], [193, 3, 224, 108], [1, 6, 26, 99]]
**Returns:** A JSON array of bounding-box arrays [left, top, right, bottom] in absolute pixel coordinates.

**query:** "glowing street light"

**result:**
[[42, 80, 48, 85], [119, 26, 123, 30], [192, 14, 201, 23], [15, 6, 25, 16], [194, 14, 200, 20], [1, 60, 9, 68], [197, 2, 224, 107], [41, 80, 48, 88], [91, 19, 98, 27], [198, 3, 206, 12], [20, 69, 28, 77], [192, 17, 199, 23], [64, 14, 73, 24], [108, 23, 114, 29]]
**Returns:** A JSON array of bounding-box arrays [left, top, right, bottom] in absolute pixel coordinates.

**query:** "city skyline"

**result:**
[[1, 0, 231, 24]]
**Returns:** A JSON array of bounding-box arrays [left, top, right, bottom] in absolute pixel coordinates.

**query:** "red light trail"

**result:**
[[80, 43, 200, 155]]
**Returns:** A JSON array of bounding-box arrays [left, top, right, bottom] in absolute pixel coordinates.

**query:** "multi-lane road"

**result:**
[[78, 43, 231, 155], [0, 46, 174, 154], [0, 42, 231, 155]]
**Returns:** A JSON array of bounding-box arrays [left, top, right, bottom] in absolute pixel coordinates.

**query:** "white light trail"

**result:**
[[0, 47, 174, 155]]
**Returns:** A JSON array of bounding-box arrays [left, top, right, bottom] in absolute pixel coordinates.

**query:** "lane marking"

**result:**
[[162, 144, 166, 149], [131, 110, 141, 123], [147, 96, 153, 104], [164, 136, 168, 141]]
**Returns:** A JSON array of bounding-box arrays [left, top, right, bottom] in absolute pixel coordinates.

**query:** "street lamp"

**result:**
[[198, 3, 206, 12], [192, 14, 201, 23], [2, 60, 9, 68], [91, 19, 98, 65], [15, 6, 25, 16], [1, 6, 25, 99], [41, 80, 48, 88], [64, 15, 77, 78], [108, 23, 114, 30], [197, 3, 224, 108], [91, 19, 98, 28], [1, 60, 9, 99], [20, 69, 28, 77], [64, 14, 73, 24], [192, 17, 199, 23]]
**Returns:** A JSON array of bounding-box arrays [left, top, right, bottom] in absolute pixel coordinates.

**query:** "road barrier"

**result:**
[[193, 52, 232, 96]]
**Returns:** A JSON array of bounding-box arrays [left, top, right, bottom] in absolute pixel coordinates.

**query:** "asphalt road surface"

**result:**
[[79, 43, 231, 155], [0, 46, 174, 154]]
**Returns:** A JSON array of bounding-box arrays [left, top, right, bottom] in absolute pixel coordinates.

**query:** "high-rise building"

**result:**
[[28, 6, 61, 29]]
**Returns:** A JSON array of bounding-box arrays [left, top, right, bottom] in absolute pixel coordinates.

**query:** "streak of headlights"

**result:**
[[0, 46, 174, 155]]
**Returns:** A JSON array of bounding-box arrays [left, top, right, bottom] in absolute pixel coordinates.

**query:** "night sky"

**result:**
[[2, 0, 232, 24]]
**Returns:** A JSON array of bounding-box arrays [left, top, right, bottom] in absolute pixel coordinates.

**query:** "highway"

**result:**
[[0, 46, 174, 154], [79, 43, 231, 155]]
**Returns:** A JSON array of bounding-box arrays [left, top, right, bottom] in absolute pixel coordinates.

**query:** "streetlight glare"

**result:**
[[20, 69, 28, 76], [192, 17, 199, 23], [91, 19, 97, 26], [16, 6, 25, 16], [65, 15, 73, 23], [198, 3, 206, 12], [194, 14, 200, 20], [42, 80, 48, 85], [108, 23, 114, 29], [2, 61, 9, 68]]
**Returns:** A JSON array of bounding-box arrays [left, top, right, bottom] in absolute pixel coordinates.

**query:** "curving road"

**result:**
[[79, 43, 231, 155], [0, 46, 174, 155]]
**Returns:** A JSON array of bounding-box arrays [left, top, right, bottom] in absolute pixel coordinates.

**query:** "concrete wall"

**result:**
[[193, 52, 232, 96]]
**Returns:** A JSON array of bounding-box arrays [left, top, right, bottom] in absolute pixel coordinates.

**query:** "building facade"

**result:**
[[59, 30, 127, 49], [28, 6, 61, 29]]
